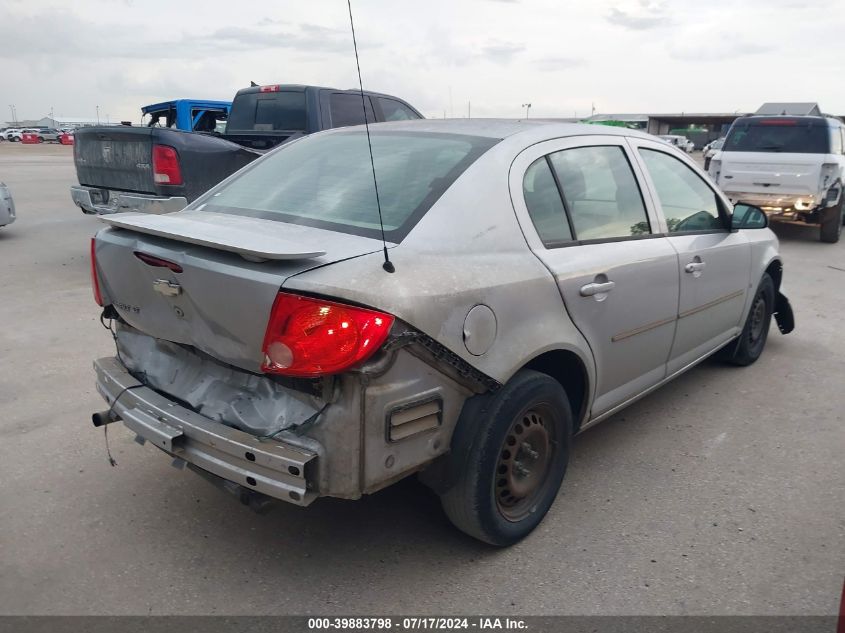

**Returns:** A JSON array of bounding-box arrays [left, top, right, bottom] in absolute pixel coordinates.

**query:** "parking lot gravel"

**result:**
[[0, 142, 842, 616]]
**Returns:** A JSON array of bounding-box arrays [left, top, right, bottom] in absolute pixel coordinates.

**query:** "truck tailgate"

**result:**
[[719, 151, 822, 197], [75, 127, 155, 193]]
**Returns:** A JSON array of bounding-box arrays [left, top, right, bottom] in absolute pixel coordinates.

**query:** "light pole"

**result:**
[[96, 105, 100, 124], [8, 104, 17, 125], [522, 103, 532, 119]]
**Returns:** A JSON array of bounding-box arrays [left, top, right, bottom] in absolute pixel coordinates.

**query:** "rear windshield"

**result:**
[[227, 91, 307, 132], [197, 130, 499, 241], [724, 118, 830, 153]]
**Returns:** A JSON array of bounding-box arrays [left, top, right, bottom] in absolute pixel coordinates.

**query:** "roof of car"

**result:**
[[338, 118, 657, 142]]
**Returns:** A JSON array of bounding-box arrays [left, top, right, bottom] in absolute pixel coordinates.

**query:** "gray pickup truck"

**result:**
[[70, 84, 423, 215]]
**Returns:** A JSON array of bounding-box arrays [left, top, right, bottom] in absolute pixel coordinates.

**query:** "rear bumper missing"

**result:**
[[71, 185, 187, 216], [93, 356, 318, 506]]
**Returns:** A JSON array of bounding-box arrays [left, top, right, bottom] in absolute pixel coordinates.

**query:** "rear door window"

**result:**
[[522, 158, 573, 245], [547, 146, 651, 240], [330, 93, 376, 127]]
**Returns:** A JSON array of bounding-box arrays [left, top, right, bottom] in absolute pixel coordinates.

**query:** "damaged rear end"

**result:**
[[90, 127, 498, 508]]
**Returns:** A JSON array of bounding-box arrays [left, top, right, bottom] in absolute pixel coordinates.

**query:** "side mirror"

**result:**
[[732, 203, 768, 229]]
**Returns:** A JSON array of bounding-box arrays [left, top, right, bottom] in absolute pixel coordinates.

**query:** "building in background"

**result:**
[[35, 116, 105, 129]]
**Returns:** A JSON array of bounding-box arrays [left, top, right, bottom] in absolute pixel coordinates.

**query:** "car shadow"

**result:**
[[768, 222, 826, 243]]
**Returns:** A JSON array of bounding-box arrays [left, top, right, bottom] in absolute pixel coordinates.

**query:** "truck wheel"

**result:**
[[820, 199, 843, 243], [439, 370, 572, 546], [722, 273, 774, 366]]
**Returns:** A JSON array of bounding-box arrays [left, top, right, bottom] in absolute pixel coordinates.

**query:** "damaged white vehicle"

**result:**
[[91, 120, 793, 545]]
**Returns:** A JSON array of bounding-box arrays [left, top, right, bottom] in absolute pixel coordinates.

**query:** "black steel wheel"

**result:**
[[723, 273, 774, 366], [440, 370, 572, 546]]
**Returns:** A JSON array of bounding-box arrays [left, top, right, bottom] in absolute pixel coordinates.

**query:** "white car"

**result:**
[[710, 114, 845, 242], [5, 128, 39, 142], [0, 183, 16, 227], [658, 134, 693, 153], [703, 137, 725, 159]]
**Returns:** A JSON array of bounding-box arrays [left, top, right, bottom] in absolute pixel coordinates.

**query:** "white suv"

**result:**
[[709, 114, 845, 243]]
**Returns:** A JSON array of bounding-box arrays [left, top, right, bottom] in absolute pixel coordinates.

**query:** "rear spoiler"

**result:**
[[99, 210, 327, 262]]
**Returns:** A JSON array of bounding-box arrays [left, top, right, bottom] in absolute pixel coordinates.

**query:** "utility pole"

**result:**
[[591, 102, 596, 117], [468, 101, 471, 118], [522, 103, 532, 119], [96, 105, 100, 124]]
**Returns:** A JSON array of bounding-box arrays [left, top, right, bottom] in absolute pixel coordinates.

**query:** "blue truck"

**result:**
[[141, 99, 232, 133]]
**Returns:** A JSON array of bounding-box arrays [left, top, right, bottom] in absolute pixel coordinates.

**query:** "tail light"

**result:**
[[261, 292, 394, 377], [90, 238, 103, 306], [820, 162, 839, 191], [152, 144, 182, 185], [709, 158, 722, 183]]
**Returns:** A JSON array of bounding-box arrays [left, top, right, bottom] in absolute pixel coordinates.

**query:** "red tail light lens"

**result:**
[[261, 292, 394, 377], [152, 144, 183, 185], [90, 238, 103, 306]]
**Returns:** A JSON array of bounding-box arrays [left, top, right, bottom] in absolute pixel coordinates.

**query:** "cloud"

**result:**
[[481, 42, 526, 64], [534, 56, 585, 72], [606, 1, 671, 30], [670, 39, 773, 61]]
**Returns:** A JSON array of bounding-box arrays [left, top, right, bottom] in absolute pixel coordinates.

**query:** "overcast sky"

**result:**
[[2, 0, 844, 123]]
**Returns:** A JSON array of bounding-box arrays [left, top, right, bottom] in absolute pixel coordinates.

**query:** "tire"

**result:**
[[820, 199, 843, 243], [439, 370, 573, 546], [723, 273, 774, 366], [37, 137, 44, 143]]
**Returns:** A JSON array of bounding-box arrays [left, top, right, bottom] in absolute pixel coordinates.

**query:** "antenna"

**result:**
[[346, 0, 395, 273]]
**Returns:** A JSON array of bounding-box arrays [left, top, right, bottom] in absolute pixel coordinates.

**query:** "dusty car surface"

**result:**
[[0, 183, 16, 227], [90, 120, 794, 545]]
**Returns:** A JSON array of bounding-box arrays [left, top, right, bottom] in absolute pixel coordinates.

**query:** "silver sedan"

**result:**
[[0, 183, 15, 227], [90, 120, 793, 545]]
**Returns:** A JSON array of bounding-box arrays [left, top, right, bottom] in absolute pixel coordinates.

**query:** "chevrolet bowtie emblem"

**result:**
[[152, 279, 182, 297]]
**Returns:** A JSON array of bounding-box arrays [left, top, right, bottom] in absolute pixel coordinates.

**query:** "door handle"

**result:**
[[580, 281, 616, 296], [684, 261, 706, 273]]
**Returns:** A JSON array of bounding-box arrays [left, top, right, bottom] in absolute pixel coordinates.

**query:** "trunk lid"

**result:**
[[94, 211, 384, 372], [718, 151, 823, 197], [75, 127, 155, 194]]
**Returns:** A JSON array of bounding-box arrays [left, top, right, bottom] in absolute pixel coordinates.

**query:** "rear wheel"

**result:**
[[723, 273, 774, 366], [439, 370, 572, 546], [820, 199, 843, 243]]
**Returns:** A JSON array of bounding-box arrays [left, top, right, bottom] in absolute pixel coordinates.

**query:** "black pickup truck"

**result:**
[[70, 84, 423, 215]]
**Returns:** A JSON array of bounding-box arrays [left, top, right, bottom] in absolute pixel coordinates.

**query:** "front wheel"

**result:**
[[722, 273, 774, 366], [439, 370, 572, 546]]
